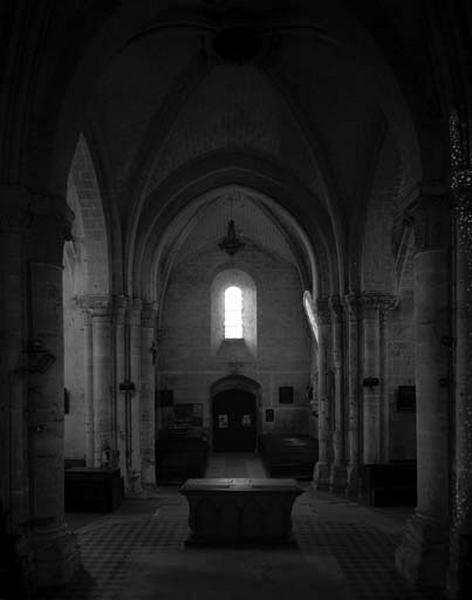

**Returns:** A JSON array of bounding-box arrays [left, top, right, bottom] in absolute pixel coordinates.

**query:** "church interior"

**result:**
[[1, 1, 472, 598]]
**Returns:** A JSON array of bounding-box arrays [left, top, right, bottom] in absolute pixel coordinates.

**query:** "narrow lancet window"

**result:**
[[224, 286, 243, 339]]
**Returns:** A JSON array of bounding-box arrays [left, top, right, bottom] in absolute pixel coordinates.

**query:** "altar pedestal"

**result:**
[[180, 478, 302, 546]]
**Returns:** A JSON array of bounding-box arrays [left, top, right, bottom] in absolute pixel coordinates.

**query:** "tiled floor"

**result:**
[[37, 454, 441, 600]]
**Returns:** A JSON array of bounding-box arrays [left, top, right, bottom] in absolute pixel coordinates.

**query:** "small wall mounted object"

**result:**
[[362, 377, 380, 389]]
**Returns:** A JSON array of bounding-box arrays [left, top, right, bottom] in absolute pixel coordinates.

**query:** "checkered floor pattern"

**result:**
[[35, 456, 440, 600]]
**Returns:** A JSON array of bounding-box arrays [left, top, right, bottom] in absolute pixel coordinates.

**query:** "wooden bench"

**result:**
[[180, 477, 302, 545], [260, 434, 317, 479]]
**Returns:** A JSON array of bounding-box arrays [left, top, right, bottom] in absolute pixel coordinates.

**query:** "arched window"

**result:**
[[224, 286, 243, 339]]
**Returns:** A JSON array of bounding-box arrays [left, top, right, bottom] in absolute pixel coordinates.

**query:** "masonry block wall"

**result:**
[[158, 242, 312, 442]]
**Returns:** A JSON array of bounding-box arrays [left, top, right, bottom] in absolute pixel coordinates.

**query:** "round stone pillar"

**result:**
[[329, 295, 347, 492], [141, 302, 157, 489], [361, 292, 382, 464], [395, 190, 451, 590], [25, 192, 80, 587], [86, 295, 113, 467], [128, 298, 143, 493], [345, 292, 361, 496], [313, 298, 331, 490], [448, 169, 472, 596], [0, 188, 30, 534]]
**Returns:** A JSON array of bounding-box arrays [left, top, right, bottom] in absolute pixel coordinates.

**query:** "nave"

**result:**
[[39, 454, 435, 600]]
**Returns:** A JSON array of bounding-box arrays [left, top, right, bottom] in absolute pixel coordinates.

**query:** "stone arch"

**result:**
[[210, 374, 261, 402], [127, 155, 338, 304]]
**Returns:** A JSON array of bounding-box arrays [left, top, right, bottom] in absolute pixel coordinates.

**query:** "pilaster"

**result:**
[[85, 295, 113, 467], [313, 297, 331, 490], [329, 295, 347, 493], [344, 291, 362, 496], [141, 301, 157, 490], [127, 298, 143, 494]]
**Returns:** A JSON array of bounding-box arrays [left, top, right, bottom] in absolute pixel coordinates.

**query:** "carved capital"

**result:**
[[360, 291, 383, 315], [407, 192, 450, 253], [316, 297, 331, 325], [112, 295, 128, 325], [128, 298, 143, 326], [329, 295, 344, 323], [142, 301, 158, 328], [344, 292, 362, 322], [83, 294, 112, 317]]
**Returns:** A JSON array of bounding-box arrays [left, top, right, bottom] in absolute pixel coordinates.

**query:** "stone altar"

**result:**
[[180, 478, 302, 545]]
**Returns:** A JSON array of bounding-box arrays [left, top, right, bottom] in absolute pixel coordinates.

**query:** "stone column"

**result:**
[[313, 298, 331, 490], [25, 192, 80, 586], [360, 292, 382, 464], [141, 302, 157, 489], [379, 294, 397, 462], [128, 298, 143, 493], [448, 169, 472, 596], [0, 188, 29, 534], [87, 295, 113, 467], [329, 295, 347, 492], [395, 190, 451, 589], [345, 292, 361, 496], [113, 296, 127, 480]]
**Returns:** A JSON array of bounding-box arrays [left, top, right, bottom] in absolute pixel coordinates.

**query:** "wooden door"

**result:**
[[212, 389, 257, 452]]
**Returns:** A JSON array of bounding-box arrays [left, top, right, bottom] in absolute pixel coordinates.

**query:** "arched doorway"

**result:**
[[211, 375, 260, 452], [212, 389, 257, 452]]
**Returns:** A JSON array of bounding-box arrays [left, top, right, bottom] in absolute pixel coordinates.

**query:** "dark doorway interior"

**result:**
[[212, 389, 257, 452]]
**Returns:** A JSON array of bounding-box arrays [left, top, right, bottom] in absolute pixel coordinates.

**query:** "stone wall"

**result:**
[[158, 242, 313, 441]]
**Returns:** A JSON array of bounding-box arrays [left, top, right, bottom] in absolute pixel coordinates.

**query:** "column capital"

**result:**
[[112, 295, 128, 325], [315, 297, 331, 325], [128, 298, 143, 326], [329, 295, 344, 323], [344, 291, 362, 322], [406, 191, 451, 253], [82, 294, 112, 317], [141, 301, 158, 328]]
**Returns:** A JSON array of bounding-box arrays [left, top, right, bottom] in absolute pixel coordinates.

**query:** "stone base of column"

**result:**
[[395, 511, 449, 591], [346, 463, 360, 498], [313, 461, 331, 490], [31, 521, 81, 589], [125, 469, 143, 496], [329, 464, 348, 494]]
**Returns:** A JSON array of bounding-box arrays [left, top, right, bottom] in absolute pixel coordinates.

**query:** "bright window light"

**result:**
[[224, 286, 243, 339]]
